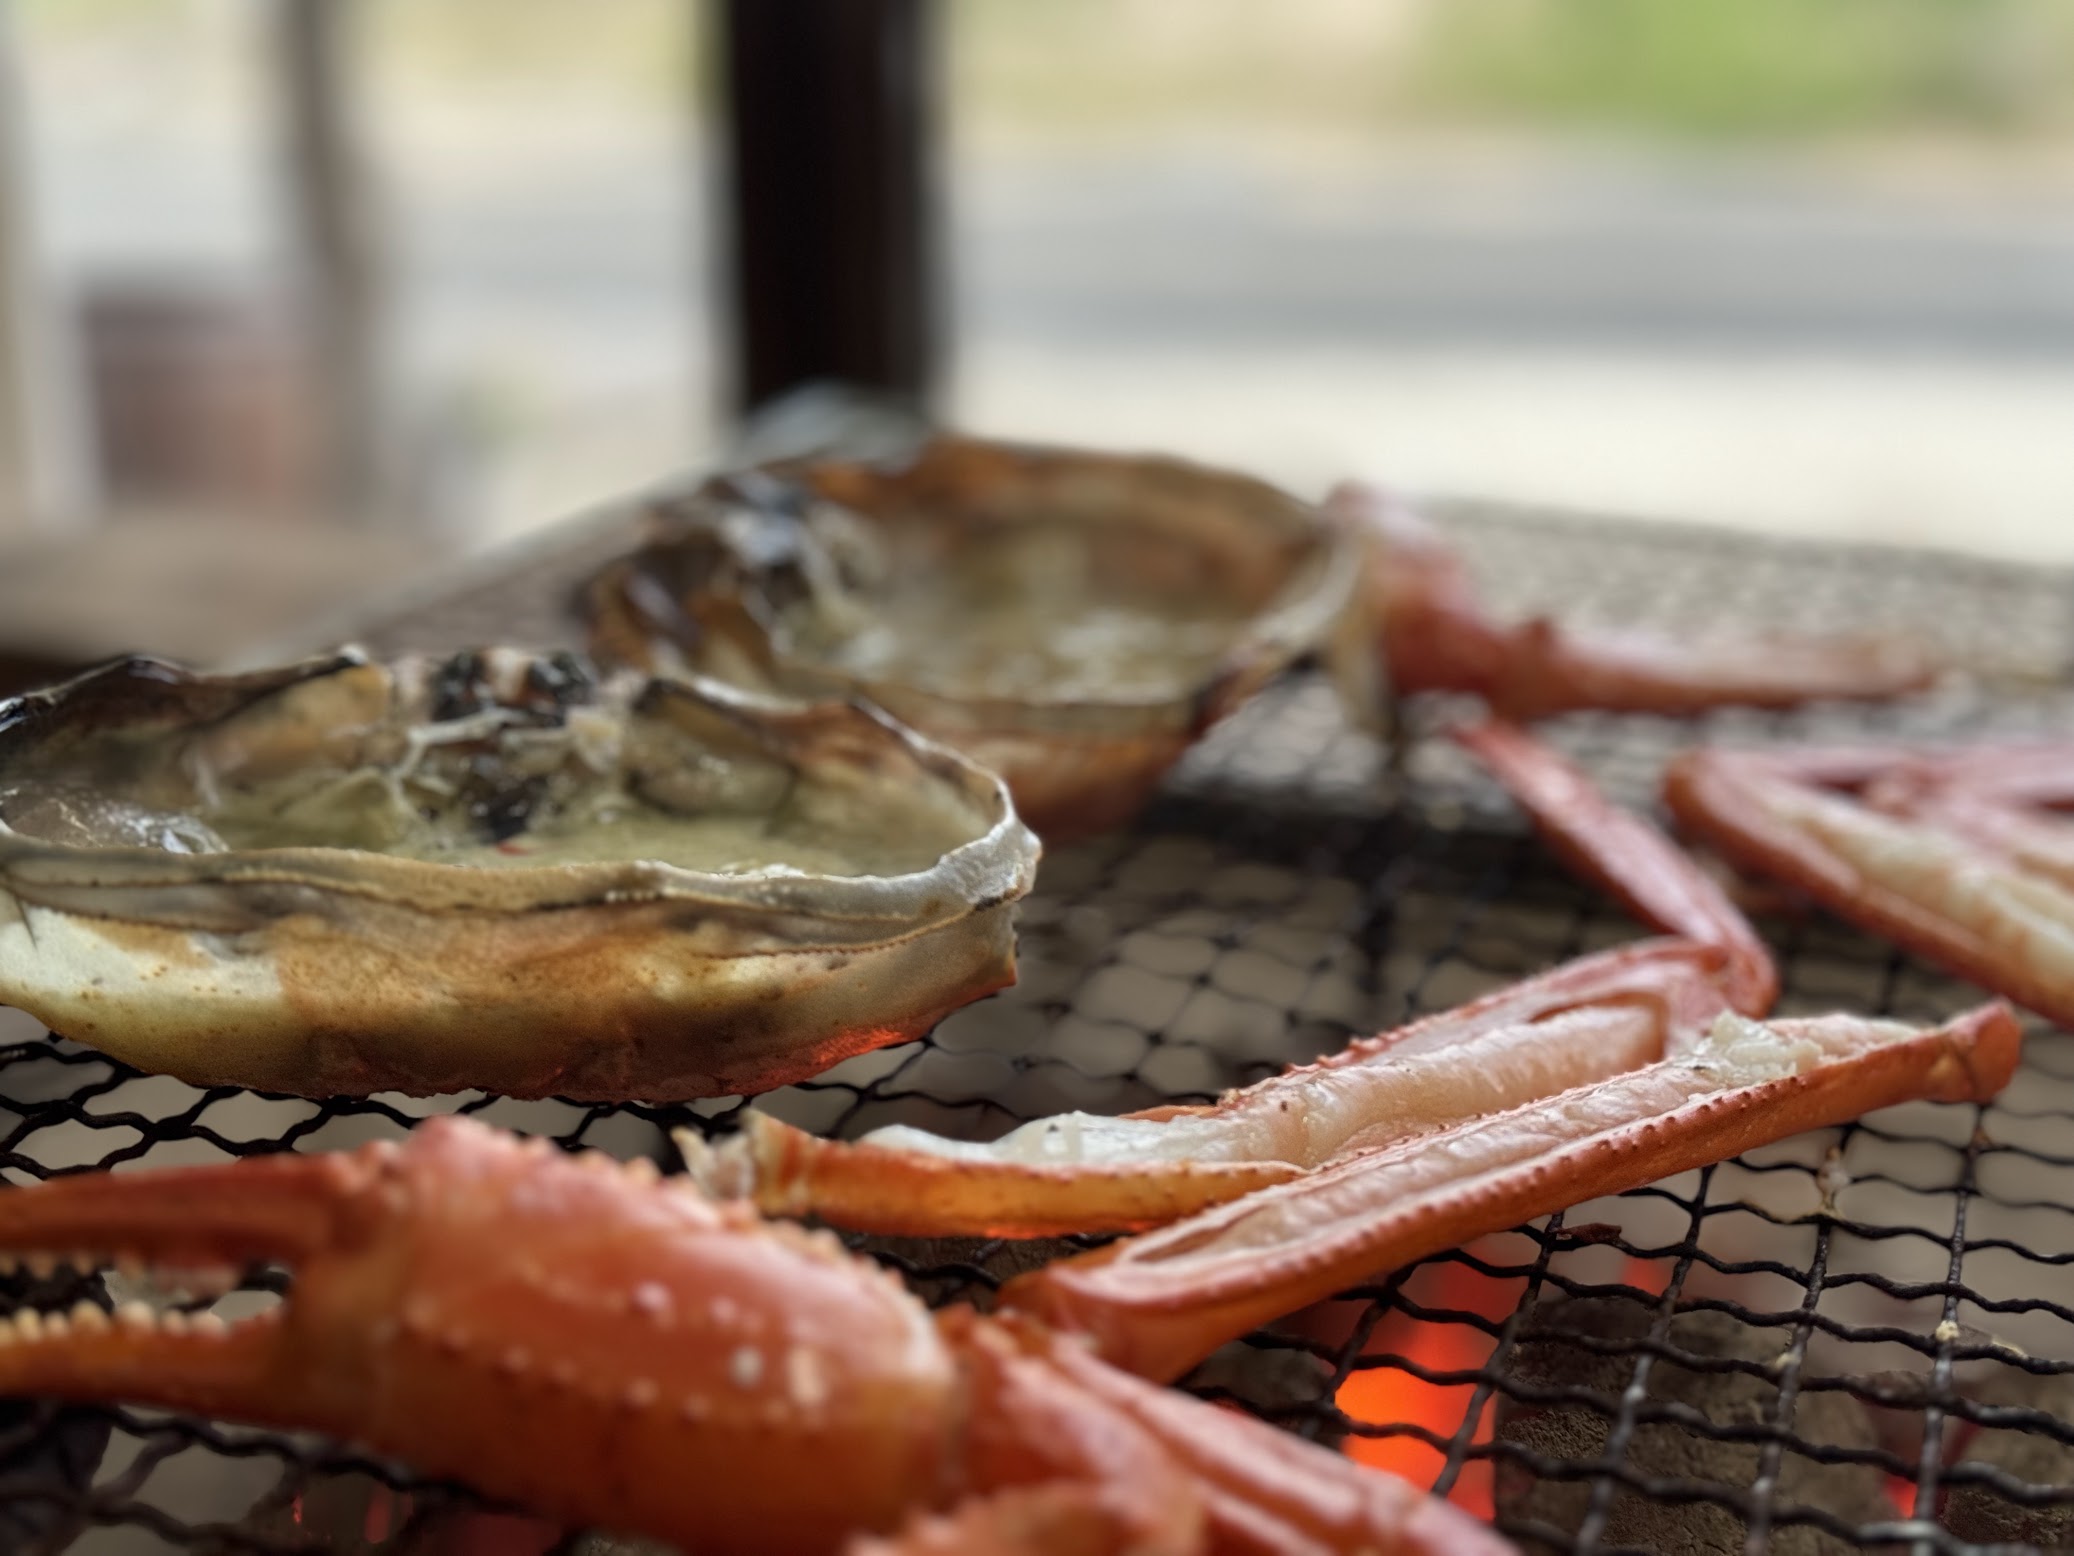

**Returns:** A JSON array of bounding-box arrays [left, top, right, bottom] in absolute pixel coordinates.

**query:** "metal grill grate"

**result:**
[[3, 504, 2073, 1553]]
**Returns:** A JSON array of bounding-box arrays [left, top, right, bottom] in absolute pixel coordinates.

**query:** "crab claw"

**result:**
[[0, 1147, 376, 1425], [0, 1121, 957, 1553]]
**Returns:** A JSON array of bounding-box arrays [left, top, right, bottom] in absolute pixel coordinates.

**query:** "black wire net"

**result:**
[[2, 502, 2073, 1554]]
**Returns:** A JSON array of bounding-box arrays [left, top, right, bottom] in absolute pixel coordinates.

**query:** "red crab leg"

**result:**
[[683, 937, 1738, 1238], [851, 1487, 1177, 1556], [1003, 1002, 2020, 1383], [1336, 484, 1935, 721], [1002, 1316, 1512, 1556], [1666, 748, 2074, 1028], [1694, 743, 2074, 808], [872, 1311, 1514, 1556], [1451, 719, 1777, 1014], [1678, 742, 2074, 883], [1869, 743, 2074, 809]]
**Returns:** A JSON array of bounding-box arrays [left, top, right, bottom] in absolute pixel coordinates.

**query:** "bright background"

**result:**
[[7, 0, 2074, 577]]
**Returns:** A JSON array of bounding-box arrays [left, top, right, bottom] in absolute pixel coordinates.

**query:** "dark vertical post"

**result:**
[[716, 0, 938, 419], [274, 0, 384, 519]]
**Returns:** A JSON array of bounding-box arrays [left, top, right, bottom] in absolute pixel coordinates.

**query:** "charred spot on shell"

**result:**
[[429, 649, 494, 724], [523, 651, 595, 714], [1493, 1296, 1887, 1555], [463, 758, 547, 845], [701, 472, 823, 621], [432, 646, 595, 731]]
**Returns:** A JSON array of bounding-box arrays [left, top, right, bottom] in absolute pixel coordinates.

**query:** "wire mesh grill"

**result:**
[[3, 503, 2073, 1553]]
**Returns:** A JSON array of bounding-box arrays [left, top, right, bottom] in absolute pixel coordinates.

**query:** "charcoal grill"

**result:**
[[2, 499, 2072, 1554]]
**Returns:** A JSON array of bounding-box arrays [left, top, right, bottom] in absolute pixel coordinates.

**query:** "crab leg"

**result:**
[[1880, 786, 2074, 894], [991, 1316, 1511, 1556], [1864, 743, 2074, 809], [0, 1118, 1509, 1556], [867, 1311, 1512, 1556], [1451, 719, 1777, 1014], [1337, 484, 1935, 721], [683, 937, 1738, 1238], [1666, 748, 2074, 1028], [1002, 1002, 2020, 1383], [688, 722, 1772, 1240], [1851, 744, 2074, 895]]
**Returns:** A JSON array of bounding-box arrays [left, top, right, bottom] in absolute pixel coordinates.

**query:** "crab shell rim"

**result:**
[[0, 648, 1042, 1102]]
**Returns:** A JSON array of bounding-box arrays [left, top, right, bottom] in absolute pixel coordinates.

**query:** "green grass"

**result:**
[[1398, 0, 2074, 138], [953, 0, 2074, 142]]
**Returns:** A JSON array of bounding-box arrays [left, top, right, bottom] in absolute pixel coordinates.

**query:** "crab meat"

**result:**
[[1003, 1002, 2021, 1383], [1665, 745, 2074, 1028], [685, 938, 1735, 1238]]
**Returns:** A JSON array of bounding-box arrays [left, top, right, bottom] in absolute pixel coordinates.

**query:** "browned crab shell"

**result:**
[[584, 433, 1369, 841], [0, 648, 1039, 1101]]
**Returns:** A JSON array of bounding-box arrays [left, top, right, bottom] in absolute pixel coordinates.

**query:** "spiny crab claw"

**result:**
[[0, 1124, 953, 1552], [0, 1117, 1511, 1556]]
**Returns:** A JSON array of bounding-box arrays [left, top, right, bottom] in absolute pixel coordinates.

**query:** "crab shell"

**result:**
[[584, 433, 1370, 842], [0, 649, 1039, 1101]]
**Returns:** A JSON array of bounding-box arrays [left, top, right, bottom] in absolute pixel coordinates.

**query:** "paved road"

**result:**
[[38, 133, 2074, 364], [958, 153, 2074, 355], [26, 127, 2074, 554]]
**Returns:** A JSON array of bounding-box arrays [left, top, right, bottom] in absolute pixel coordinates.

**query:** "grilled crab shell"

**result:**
[[584, 433, 1371, 842], [0, 648, 1039, 1101]]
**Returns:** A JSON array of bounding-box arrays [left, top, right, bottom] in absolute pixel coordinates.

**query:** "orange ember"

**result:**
[[1622, 1254, 1673, 1297], [1336, 1257, 1524, 1519]]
